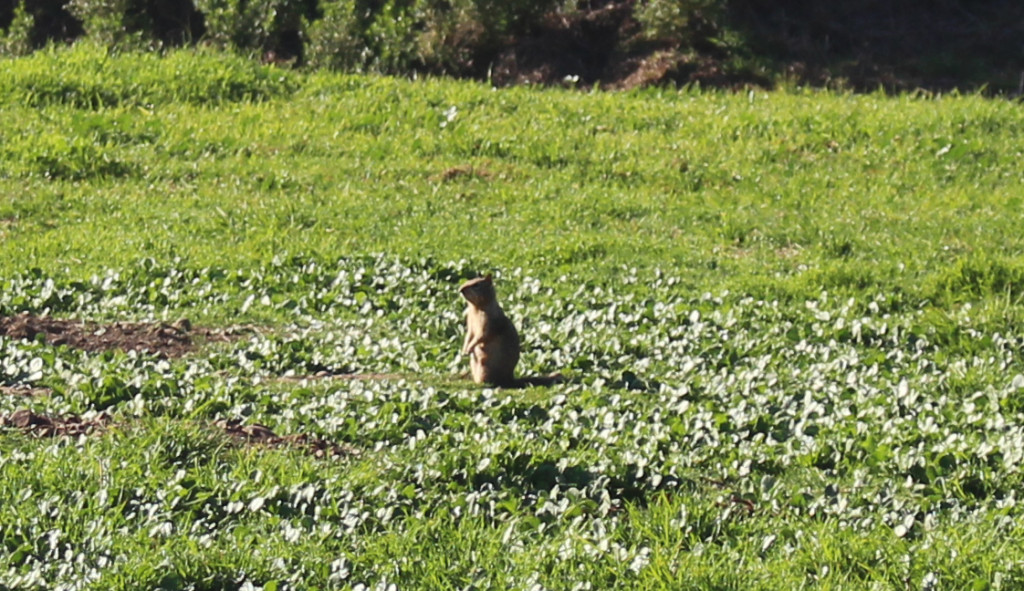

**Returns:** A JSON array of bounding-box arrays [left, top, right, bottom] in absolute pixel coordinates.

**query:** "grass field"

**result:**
[[2, 43, 1024, 590]]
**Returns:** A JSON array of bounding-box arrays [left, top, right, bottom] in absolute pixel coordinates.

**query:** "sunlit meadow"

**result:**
[[1, 43, 1024, 590]]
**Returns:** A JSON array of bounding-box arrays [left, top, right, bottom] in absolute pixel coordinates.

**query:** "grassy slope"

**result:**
[[2, 46, 1023, 307], [2, 44, 1024, 590]]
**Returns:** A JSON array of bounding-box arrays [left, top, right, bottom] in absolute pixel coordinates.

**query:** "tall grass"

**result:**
[[0, 42, 297, 107]]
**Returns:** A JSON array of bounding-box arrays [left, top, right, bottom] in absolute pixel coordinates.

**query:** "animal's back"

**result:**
[[471, 313, 520, 385], [460, 275, 520, 386]]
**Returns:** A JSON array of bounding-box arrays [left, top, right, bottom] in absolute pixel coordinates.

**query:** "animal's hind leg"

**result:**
[[470, 354, 487, 384]]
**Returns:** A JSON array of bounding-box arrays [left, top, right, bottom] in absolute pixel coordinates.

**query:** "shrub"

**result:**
[[306, 0, 461, 74], [306, 0, 560, 75], [67, 0, 145, 48], [473, 0, 559, 38], [0, 2, 34, 55], [303, 0, 363, 70], [360, 0, 423, 72], [194, 0, 317, 61], [67, 0, 206, 48], [635, 0, 724, 44], [4, 0, 85, 49]]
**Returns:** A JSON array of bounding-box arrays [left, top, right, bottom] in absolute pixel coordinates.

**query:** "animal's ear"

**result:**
[[484, 273, 493, 282]]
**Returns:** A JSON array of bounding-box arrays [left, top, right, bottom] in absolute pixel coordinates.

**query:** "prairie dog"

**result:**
[[459, 274, 520, 386]]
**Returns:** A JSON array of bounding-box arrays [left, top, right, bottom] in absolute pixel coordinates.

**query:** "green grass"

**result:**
[[3, 44, 1024, 307], [2, 42, 1024, 590]]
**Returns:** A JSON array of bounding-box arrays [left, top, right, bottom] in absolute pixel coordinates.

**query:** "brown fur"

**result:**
[[459, 274, 520, 386]]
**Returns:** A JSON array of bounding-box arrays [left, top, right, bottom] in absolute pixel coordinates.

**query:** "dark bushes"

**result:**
[[1, 0, 1022, 92], [730, 0, 1024, 91], [2, 0, 561, 72]]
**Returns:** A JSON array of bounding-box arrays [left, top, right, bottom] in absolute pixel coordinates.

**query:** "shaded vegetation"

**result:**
[[2, 0, 1022, 91]]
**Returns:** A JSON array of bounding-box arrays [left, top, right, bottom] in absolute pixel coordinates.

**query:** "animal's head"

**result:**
[[459, 274, 496, 306]]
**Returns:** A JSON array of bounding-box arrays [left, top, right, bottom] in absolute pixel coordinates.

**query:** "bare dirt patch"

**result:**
[[485, 1, 769, 90], [435, 165, 494, 182], [0, 385, 53, 397], [215, 419, 360, 459], [277, 371, 406, 383], [2, 409, 112, 437], [0, 313, 238, 358], [1, 409, 358, 459]]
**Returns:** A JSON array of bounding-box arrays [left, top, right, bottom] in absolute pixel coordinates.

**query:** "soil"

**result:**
[[0, 385, 53, 397], [1, 410, 359, 459], [215, 419, 360, 459], [0, 314, 361, 458], [278, 371, 405, 382], [485, 2, 770, 90], [2, 409, 112, 437], [435, 165, 493, 182], [9, 0, 1021, 93], [467, 1, 1023, 93], [0, 312, 237, 358]]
